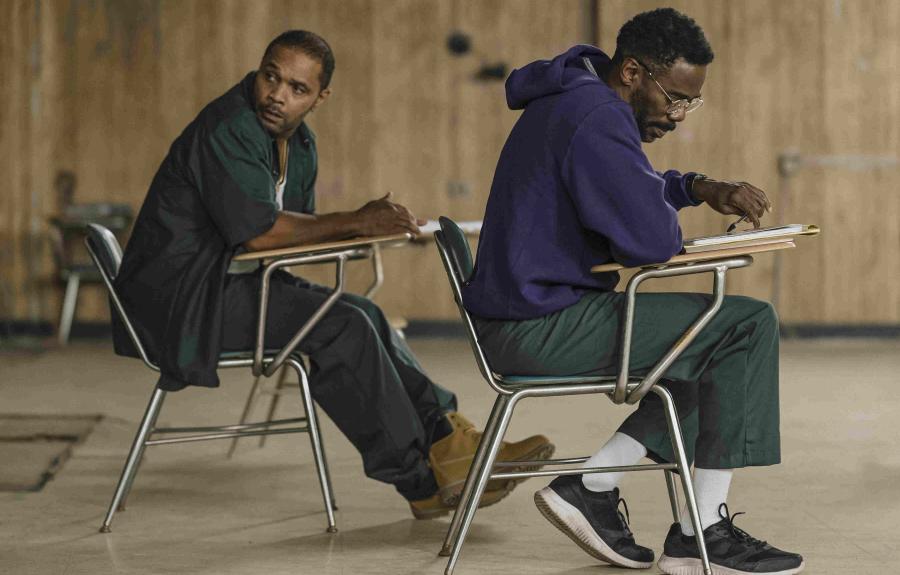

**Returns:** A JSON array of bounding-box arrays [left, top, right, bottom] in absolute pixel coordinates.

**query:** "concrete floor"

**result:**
[[1, 337, 898, 574]]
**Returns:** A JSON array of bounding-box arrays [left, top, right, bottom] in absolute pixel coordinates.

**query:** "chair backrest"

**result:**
[[435, 217, 504, 392], [50, 205, 132, 272], [84, 223, 158, 371], [85, 223, 123, 280], [438, 216, 474, 283]]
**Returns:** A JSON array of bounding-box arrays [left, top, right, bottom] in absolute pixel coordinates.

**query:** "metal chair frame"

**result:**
[[85, 224, 365, 534], [434, 220, 755, 575], [227, 244, 388, 457], [50, 212, 131, 345], [56, 263, 100, 345]]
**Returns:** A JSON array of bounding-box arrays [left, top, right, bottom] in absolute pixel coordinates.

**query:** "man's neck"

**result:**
[[602, 63, 633, 107]]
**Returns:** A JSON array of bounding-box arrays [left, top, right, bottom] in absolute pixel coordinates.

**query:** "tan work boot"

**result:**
[[429, 411, 555, 505], [409, 486, 512, 520]]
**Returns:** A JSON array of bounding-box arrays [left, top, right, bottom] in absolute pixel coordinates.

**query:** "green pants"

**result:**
[[475, 291, 781, 469]]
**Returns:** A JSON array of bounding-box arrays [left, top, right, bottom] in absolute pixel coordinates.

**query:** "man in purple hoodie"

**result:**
[[464, 8, 803, 575]]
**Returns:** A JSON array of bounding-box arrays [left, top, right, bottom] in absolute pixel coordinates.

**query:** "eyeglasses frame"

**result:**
[[633, 59, 704, 115]]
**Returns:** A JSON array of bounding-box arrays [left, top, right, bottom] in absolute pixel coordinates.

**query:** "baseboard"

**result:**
[[0, 320, 111, 340], [779, 324, 900, 338]]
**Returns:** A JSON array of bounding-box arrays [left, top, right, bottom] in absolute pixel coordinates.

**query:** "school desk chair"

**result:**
[[85, 223, 340, 534], [433, 216, 765, 575]]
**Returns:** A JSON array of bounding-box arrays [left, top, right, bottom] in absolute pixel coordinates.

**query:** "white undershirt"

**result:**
[[275, 149, 289, 210], [228, 147, 289, 274]]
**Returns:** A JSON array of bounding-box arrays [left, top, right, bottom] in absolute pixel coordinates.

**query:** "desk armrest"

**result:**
[[591, 240, 795, 273], [233, 232, 412, 262], [610, 254, 756, 405], [246, 233, 412, 376], [251, 249, 355, 377]]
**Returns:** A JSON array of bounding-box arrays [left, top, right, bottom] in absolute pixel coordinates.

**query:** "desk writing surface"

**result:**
[[416, 220, 482, 236], [590, 240, 795, 273], [233, 233, 412, 261]]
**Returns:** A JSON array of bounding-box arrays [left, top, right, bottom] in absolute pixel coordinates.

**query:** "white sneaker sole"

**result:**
[[534, 486, 653, 569], [658, 554, 805, 575]]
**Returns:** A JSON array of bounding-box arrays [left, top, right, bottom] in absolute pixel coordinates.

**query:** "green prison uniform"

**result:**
[[114, 71, 456, 499], [463, 48, 782, 472], [475, 291, 781, 469]]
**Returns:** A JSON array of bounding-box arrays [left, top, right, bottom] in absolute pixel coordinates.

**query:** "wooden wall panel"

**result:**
[[2, 0, 897, 327], [0, 0, 31, 321], [598, 0, 900, 324], [815, 0, 900, 323], [365, 0, 587, 319], [365, 0, 455, 316], [1, 0, 57, 322]]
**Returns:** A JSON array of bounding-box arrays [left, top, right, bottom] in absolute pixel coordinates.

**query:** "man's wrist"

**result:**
[[343, 210, 367, 237], [688, 173, 709, 203]]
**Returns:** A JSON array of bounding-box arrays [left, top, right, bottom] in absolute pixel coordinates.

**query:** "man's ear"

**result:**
[[619, 57, 642, 89], [312, 88, 331, 111]]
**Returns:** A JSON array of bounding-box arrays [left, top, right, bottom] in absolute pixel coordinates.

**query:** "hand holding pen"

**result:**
[[726, 214, 750, 234], [691, 177, 772, 232]]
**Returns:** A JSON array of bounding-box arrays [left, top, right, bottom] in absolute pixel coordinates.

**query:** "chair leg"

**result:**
[[443, 393, 517, 575], [226, 374, 265, 458], [287, 357, 337, 533], [58, 274, 80, 345], [664, 470, 681, 523], [259, 366, 290, 448], [117, 391, 167, 512], [100, 387, 167, 533], [653, 385, 712, 575], [440, 395, 506, 557]]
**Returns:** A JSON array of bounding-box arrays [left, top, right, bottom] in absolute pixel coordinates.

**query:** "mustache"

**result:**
[[260, 103, 284, 118], [654, 122, 677, 132]]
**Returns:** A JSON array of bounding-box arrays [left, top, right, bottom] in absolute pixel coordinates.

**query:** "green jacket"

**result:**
[[114, 72, 317, 391]]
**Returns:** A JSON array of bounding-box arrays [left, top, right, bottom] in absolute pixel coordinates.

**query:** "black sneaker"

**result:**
[[534, 474, 654, 569], [658, 504, 804, 575]]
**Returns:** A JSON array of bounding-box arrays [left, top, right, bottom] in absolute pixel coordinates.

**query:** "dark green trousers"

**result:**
[[222, 270, 457, 500], [475, 291, 781, 469]]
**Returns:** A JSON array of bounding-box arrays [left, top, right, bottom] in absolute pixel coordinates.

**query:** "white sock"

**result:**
[[581, 432, 648, 492], [679, 467, 734, 536]]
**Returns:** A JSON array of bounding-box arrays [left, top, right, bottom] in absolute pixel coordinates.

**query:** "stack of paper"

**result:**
[[418, 220, 483, 235], [682, 224, 819, 253]]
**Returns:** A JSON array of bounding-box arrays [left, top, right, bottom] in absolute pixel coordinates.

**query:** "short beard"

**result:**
[[632, 87, 676, 141]]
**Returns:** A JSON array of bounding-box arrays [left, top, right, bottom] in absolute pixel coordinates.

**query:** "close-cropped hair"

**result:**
[[264, 30, 336, 90], [612, 8, 714, 72]]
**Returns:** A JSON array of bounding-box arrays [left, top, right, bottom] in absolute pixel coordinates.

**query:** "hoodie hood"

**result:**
[[505, 45, 612, 110]]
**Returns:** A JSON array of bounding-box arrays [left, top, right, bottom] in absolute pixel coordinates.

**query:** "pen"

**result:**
[[726, 214, 749, 234]]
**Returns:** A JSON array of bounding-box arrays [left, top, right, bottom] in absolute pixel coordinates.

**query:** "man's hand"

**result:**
[[354, 192, 425, 237], [692, 178, 772, 229]]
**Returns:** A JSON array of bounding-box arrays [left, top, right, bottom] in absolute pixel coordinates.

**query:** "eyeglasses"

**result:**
[[634, 59, 704, 115]]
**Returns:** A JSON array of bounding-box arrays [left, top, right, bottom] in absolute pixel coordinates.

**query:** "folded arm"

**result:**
[[244, 193, 424, 252]]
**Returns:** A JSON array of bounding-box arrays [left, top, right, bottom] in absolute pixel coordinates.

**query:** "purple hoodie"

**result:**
[[462, 45, 701, 320]]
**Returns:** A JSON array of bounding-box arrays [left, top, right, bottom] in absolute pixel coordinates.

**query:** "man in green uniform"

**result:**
[[114, 30, 552, 518], [464, 9, 803, 574]]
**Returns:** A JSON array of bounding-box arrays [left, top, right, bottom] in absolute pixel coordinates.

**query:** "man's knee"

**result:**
[[304, 299, 380, 352], [726, 296, 780, 352], [339, 293, 388, 330], [334, 301, 378, 334], [751, 298, 778, 335], [725, 295, 779, 331]]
